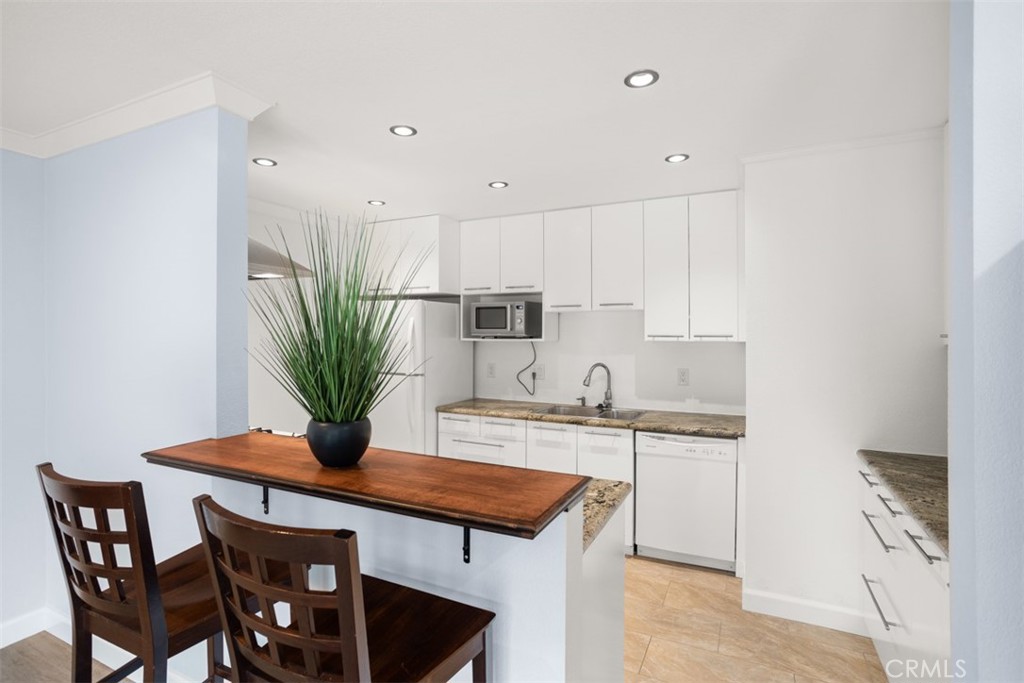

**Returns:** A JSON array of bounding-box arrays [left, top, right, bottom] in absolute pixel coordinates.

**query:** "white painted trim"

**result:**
[[0, 71, 273, 159], [0, 608, 54, 648], [741, 127, 945, 166], [742, 587, 870, 638]]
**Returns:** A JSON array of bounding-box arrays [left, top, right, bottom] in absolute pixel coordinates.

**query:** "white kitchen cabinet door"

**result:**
[[366, 219, 403, 295], [500, 213, 544, 293], [543, 207, 592, 311], [460, 218, 500, 294], [689, 191, 739, 340], [526, 422, 578, 474], [591, 202, 644, 310], [400, 216, 437, 293], [438, 433, 526, 468], [577, 426, 634, 550], [643, 196, 690, 339]]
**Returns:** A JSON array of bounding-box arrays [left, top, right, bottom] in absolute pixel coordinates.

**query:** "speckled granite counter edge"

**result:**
[[857, 449, 949, 555], [582, 479, 632, 551], [436, 399, 745, 439]]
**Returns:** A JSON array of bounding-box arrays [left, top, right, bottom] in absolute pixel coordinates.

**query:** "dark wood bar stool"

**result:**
[[193, 494, 495, 682], [37, 463, 230, 683]]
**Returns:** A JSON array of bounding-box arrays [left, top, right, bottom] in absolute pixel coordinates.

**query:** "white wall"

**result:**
[[743, 132, 947, 634], [0, 108, 250, 677], [0, 150, 50, 645], [474, 311, 746, 414], [948, 2, 1024, 679]]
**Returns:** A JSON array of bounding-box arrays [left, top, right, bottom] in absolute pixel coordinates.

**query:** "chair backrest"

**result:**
[[36, 463, 166, 645], [193, 494, 370, 682]]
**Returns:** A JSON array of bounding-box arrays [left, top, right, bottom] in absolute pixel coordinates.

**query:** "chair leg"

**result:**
[[471, 629, 489, 683], [142, 650, 168, 683], [206, 633, 225, 683], [70, 618, 92, 683]]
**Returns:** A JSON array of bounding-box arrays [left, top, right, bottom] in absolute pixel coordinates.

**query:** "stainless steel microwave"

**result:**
[[469, 301, 542, 338]]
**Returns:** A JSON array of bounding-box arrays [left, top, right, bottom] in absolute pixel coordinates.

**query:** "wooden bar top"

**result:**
[[143, 432, 590, 538]]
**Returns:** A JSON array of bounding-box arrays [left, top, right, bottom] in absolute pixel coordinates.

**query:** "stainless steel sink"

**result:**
[[597, 409, 645, 421], [535, 405, 602, 417]]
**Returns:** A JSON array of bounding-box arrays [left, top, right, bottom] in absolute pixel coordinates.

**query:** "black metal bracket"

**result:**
[[463, 527, 471, 564], [262, 486, 270, 514]]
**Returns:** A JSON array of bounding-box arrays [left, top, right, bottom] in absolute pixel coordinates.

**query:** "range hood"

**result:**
[[248, 238, 311, 280]]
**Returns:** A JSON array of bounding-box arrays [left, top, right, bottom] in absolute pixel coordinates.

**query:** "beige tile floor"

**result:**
[[625, 556, 887, 683], [1, 559, 886, 683]]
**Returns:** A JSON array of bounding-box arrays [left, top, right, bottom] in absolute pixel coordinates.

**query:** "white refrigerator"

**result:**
[[368, 300, 473, 455]]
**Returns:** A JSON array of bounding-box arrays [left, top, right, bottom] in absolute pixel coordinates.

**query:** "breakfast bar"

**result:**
[[143, 431, 628, 681]]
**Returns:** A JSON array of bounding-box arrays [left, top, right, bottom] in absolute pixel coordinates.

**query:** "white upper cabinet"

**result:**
[[689, 191, 739, 339], [460, 218, 500, 294], [591, 201, 644, 310], [499, 213, 544, 293], [369, 215, 459, 295], [643, 196, 690, 339], [543, 207, 592, 311]]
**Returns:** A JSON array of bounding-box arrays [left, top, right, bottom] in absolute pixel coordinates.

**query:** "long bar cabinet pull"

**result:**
[[861, 574, 897, 631], [877, 494, 903, 518], [904, 530, 943, 565], [861, 511, 895, 552], [452, 439, 504, 449], [859, 470, 880, 487]]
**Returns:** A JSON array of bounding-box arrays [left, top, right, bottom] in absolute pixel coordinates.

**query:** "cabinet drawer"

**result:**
[[437, 413, 480, 436], [438, 433, 526, 468], [526, 422, 578, 474], [578, 426, 633, 457], [480, 417, 526, 442]]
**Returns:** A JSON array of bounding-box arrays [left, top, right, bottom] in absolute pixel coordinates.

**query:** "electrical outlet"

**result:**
[[677, 368, 690, 386], [486, 362, 496, 379], [534, 364, 546, 380]]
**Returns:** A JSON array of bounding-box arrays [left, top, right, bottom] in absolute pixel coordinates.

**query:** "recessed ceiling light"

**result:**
[[665, 153, 690, 164], [389, 125, 418, 137], [252, 157, 277, 167], [488, 181, 509, 189], [368, 200, 386, 206], [624, 69, 659, 88]]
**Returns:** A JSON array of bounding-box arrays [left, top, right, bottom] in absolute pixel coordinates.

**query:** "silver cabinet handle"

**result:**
[[646, 335, 686, 339], [859, 470, 880, 487], [406, 285, 431, 290], [368, 287, 393, 292], [441, 416, 471, 423], [862, 511, 895, 552], [484, 421, 516, 427], [533, 425, 569, 432], [904, 530, 943, 565], [598, 303, 633, 307], [452, 439, 504, 449], [693, 334, 734, 339], [877, 495, 903, 517], [464, 286, 492, 291], [550, 304, 582, 308], [584, 431, 621, 437], [862, 575, 897, 631], [503, 285, 536, 290]]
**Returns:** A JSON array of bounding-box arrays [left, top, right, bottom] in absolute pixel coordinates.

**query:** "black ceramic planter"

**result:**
[[305, 418, 372, 467]]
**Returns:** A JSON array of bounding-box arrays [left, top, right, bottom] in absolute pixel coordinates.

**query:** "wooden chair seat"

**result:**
[[37, 463, 230, 682], [193, 494, 496, 682]]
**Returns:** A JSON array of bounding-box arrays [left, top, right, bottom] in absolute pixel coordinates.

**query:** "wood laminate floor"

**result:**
[[625, 556, 887, 682], [0, 559, 886, 682]]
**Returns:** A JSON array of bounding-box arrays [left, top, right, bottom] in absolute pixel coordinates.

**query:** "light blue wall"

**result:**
[[0, 150, 49, 644]]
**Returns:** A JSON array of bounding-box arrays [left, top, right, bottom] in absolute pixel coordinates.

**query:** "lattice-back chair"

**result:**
[[37, 463, 228, 683], [193, 494, 495, 682]]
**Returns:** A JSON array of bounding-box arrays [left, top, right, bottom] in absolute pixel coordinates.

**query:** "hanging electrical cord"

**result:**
[[516, 341, 538, 396]]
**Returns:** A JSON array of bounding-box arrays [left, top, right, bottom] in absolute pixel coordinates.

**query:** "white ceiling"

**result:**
[[2, 1, 949, 222]]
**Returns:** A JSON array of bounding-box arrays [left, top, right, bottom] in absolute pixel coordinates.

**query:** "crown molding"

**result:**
[[0, 72, 274, 159], [740, 127, 945, 166]]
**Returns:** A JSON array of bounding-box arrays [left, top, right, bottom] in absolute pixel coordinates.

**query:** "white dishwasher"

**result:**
[[635, 432, 737, 572]]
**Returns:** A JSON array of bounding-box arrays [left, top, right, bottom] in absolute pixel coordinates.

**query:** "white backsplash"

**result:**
[[473, 310, 746, 414]]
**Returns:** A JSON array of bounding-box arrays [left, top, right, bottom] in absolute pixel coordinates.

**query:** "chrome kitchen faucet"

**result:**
[[582, 362, 612, 410]]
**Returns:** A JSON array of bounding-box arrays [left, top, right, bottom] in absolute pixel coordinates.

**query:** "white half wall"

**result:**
[[0, 150, 50, 646], [474, 311, 746, 414], [948, 2, 1024, 679], [743, 131, 948, 634]]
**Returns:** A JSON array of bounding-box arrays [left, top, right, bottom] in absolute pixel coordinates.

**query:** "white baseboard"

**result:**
[[0, 608, 55, 648], [742, 587, 870, 638], [41, 609, 193, 683]]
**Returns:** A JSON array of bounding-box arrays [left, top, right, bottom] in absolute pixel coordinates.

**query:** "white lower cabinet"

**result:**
[[437, 413, 526, 468], [858, 466, 950, 682], [577, 426, 635, 550], [526, 422, 578, 474]]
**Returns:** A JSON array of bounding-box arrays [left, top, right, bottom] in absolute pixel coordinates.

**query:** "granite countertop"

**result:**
[[858, 449, 948, 554], [582, 478, 632, 551], [436, 398, 745, 439]]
